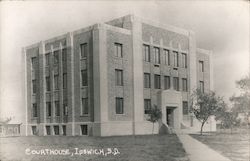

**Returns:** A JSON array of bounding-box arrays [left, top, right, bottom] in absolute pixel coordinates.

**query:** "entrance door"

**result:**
[[166, 107, 175, 127]]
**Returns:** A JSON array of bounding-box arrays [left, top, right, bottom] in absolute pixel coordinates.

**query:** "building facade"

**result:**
[[23, 15, 215, 136]]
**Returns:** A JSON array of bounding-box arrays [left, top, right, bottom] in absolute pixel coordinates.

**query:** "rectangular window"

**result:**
[[200, 81, 204, 93], [62, 125, 66, 135], [63, 102, 68, 116], [80, 43, 87, 59], [54, 126, 59, 135], [143, 44, 150, 62], [154, 75, 161, 89], [115, 43, 123, 58], [46, 102, 51, 117], [116, 97, 124, 114], [164, 76, 170, 90], [46, 76, 50, 91], [173, 77, 179, 91], [31, 57, 36, 70], [62, 49, 67, 62], [183, 101, 188, 115], [31, 126, 37, 135], [55, 101, 60, 116], [182, 78, 188, 92], [32, 80, 36, 94], [54, 75, 59, 90], [46, 126, 51, 135], [199, 61, 204, 72], [53, 50, 59, 64], [81, 70, 88, 86], [45, 53, 50, 66], [32, 103, 38, 117], [80, 125, 88, 135], [63, 73, 67, 89], [164, 49, 170, 65], [181, 53, 187, 68], [154, 47, 160, 64], [81, 98, 88, 115], [115, 69, 123, 86], [144, 99, 151, 114], [144, 73, 151, 88], [173, 51, 179, 67]]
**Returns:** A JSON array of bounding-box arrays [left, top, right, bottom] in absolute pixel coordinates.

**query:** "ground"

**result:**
[[190, 128, 250, 161], [0, 134, 188, 161]]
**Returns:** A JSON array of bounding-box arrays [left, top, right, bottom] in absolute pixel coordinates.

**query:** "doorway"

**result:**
[[166, 107, 175, 127]]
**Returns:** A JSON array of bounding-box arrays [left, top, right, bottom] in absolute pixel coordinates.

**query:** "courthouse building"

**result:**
[[23, 15, 215, 136]]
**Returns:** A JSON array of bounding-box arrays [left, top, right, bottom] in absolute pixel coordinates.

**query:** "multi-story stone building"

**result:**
[[23, 15, 215, 136]]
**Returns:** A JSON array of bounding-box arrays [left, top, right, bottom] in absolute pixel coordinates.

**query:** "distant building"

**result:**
[[0, 123, 21, 137], [23, 15, 215, 136]]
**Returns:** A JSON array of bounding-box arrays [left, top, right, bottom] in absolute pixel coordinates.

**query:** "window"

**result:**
[[81, 70, 88, 86], [182, 78, 188, 92], [31, 57, 36, 70], [45, 53, 50, 66], [46, 102, 51, 117], [55, 101, 60, 116], [81, 98, 88, 115], [32, 80, 36, 94], [183, 101, 188, 115], [62, 49, 67, 62], [181, 53, 187, 68], [116, 97, 124, 114], [173, 51, 179, 67], [63, 102, 68, 116], [63, 73, 67, 89], [46, 126, 51, 135], [164, 49, 170, 65], [80, 125, 88, 135], [115, 43, 123, 58], [143, 44, 150, 62], [53, 50, 59, 64], [46, 76, 50, 91], [173, 77, 179, 91], [62, 125, 66, 135], [31, 126, 37, 135], [199, 61, 204, 72], [54, 126, 59, 135], [144, 73, 151, 88], [164, 76, 170, 90], [154, 47, 160, 64], [144, 99, 151, 114], [200, 81, 204, 93], [32, 103, 38, 117], [80, 43, 87, 58], [54, 75, 59, 90], [154, 75, 161, 89], [115, 69, 123, 86]]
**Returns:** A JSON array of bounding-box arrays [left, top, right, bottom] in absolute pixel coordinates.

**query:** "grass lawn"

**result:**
[[0, 134, 188, 161], [190, 128, 250, 161]]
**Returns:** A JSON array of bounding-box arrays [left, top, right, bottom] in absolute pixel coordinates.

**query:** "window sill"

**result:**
[[115, 113, 125, 116], [80, 57, 87, 60], [80, 114, 90, 117]]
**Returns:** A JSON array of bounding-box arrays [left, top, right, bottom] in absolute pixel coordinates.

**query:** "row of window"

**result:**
[[31, 124, 88, 136], [144, 73, 188, 91], [32, 98, 89, 118], [143, 44, 187, 68]]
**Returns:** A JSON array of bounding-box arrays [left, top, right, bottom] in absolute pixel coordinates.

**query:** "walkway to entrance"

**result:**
[[177, 133, 231, 161]]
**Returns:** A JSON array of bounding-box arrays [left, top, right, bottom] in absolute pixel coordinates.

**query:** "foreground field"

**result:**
[[190, 128, 250, 161], [0, 134, 188, 161]]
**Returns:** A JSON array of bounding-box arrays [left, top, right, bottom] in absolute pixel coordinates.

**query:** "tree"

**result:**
[[190, 89, 226, 135], [230, 76, 250, 121], [147, 105, 162, 134]]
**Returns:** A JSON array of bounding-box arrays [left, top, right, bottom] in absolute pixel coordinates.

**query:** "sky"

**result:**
[[0, 1, 249, 123]]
